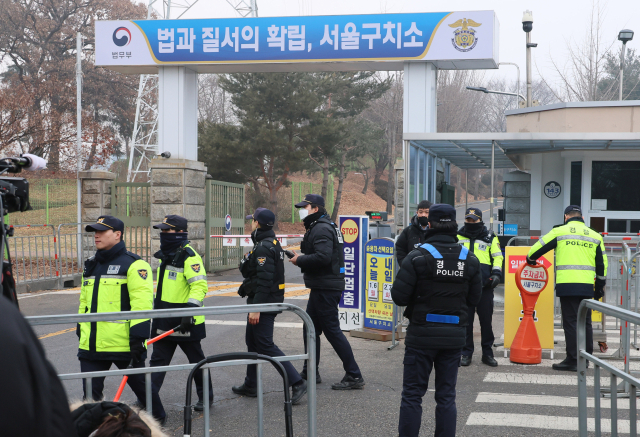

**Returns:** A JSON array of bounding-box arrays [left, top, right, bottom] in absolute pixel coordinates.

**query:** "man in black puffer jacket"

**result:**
[[232, 208, 307, 405], [391, 204, 482, 437], [396, 200, 432, 266], [290, 194, 364, 390]]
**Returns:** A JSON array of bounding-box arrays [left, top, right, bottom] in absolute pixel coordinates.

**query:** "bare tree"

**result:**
[[542, 0, 617, 102], [198, 74, 233, 124]]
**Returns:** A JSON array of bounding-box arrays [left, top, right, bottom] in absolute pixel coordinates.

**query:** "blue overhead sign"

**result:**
[[503, 224, 518, 236], [96, 11, 499, 72]]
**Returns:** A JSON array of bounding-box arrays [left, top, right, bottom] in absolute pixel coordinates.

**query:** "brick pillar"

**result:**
[[80, 170, 115, 222], [394, 159, 405, 236], [150, 159, 207, 269]]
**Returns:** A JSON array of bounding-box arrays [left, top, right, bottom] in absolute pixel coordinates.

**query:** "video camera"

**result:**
[[0, 154, 46, 214], [0, 154, 47, 306]]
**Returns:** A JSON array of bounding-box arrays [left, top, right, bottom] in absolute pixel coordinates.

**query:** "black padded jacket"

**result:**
[[297, 214, 345, 291]]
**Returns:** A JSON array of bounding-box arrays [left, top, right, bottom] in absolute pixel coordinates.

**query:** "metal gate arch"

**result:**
[[205, 180, 245, 271]]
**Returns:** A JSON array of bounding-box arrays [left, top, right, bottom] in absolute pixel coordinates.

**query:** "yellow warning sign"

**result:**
[[504, 246, 555, 350]]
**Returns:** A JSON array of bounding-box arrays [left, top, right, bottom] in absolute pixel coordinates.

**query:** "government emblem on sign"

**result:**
[[544, 181, 561, 199], [449, 18, 482, 52], [225, 214, 232, 232]]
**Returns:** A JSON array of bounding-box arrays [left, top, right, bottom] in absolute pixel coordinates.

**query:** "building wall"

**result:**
[[528, 152, 566, 234], [507, 105, 640, 133]]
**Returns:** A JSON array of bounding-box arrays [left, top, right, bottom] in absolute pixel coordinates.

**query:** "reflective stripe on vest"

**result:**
[[420, 243, 468, 261]]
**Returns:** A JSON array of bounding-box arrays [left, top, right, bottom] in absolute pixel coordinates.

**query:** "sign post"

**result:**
[[504, 246, 555, 358], [350, 237, 397, 341], [338, 215, 368, 331]]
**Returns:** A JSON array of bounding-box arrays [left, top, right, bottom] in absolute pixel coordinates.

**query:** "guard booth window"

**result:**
[[591, 161, 640, 211], [570, 161, 582, 206]]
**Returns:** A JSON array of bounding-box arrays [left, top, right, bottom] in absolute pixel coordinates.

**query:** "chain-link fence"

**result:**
[[6, 179, 77, 227]]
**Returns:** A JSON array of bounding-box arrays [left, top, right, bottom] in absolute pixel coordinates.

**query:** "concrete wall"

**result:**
[[507, 105, 640, 133]]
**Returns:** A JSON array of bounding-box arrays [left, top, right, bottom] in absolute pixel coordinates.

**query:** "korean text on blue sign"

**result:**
[[503, 224, 518, 236], [95, 11, 498, 67]]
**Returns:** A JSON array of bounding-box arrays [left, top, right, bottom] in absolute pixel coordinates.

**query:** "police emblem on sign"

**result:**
[[191, 264, 201, 273], [138, 269, 148, 279], [257, 257, 266, 266], [449, 18, 482, 52]]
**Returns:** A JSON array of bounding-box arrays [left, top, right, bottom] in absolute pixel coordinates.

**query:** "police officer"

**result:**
[[231, 208, 307, 404], [396, 200, 432, 266], [289, 194, 365, 389], [458, 207, 503, 367], [149, 215, 212, 421], [391, 204, 482, 437], [78, 216, 153, 406], [527, 205, 608, 371]]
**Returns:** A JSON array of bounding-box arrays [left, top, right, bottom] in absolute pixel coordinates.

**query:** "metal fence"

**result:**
[[112, 182, 152, 262], [204, 180, 245, 272], [6, 178, 77, 226], [578, 299, 640, 437], [25, 304, 318, 437]]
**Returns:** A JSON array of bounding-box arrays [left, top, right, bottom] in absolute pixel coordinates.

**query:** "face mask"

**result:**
[[299, 209, 309, 220], [159, 232, 188, 253], [465, 222, 483, 232], [417, 216, 429, 227]]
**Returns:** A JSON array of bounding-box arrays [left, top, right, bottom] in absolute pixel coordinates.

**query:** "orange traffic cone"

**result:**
[[510, 262, 549, 364]]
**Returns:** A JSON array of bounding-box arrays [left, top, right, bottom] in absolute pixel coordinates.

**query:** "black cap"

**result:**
[[564, 205, 582, 215], [254, 209, 276, 227], [85, 215, 124, 233], [153, 215, 188, 231], [429, 204, 457, 223], [246, 207, 267, 221], [465, 207, 483, 221], [295, 194, 325, 208]]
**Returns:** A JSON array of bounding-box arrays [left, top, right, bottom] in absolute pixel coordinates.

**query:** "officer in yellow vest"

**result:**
[[149, 215, 212, 422], [78, 215, 153, 405], [458, 208, 503, 367], [527, 205, 608, 371]]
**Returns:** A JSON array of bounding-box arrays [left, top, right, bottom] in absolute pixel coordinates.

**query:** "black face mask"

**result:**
[[417, 216, 429, 227], [159, 232, 188, 254], [465, 222, 484, 232]]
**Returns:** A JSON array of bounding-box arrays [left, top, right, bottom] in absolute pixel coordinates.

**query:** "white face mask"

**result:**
[[299, 208, 309, 220]]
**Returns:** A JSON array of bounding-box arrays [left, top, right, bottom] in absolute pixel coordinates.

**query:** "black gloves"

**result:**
[[526, 256, 537, 266], [594, 278, 606, 301], [488, 274, 501, 289], [179, 316, 195, 334], [76, 323, 81, 339], [129, 338, 146, 364]]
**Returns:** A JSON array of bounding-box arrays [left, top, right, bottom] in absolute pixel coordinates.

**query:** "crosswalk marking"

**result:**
[[466, 412, 638, 433], [476, 391, 632, 409], [494, 357, 640, 370], [483, 372, 594, 386]]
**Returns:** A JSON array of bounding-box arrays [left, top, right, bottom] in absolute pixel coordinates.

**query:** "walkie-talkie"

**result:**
[[285, 250, 295, 259]]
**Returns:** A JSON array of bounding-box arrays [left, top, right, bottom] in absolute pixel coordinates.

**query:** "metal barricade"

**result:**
[[578, 300, 640, 437], [26, 304, 317, 437], [8, 224, 58, 288], [56, 223, 96, 289]]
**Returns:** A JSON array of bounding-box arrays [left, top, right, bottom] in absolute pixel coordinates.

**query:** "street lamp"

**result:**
[[522, 10, 537, 107], [466, 86, 526, 103], [618, 29, 634, 100]]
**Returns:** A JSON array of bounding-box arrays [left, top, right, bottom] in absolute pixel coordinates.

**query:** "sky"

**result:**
[[176, 0, 640, 92]]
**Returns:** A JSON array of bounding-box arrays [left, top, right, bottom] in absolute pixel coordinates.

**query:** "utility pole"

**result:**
[[522, 11, 536, 108]]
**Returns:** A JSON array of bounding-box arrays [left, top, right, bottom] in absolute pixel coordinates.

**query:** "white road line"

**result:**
[[18, 290, 82, 299], [483, 372, 594, 386], [476, 391, 632, 409], [205, 320, 303, 328], [466, 412, 637, 433], [494, 357, 640, 370]]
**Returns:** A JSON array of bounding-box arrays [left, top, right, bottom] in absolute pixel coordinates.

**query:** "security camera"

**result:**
[[522, 10, 533, 33], [160, 151, 171, 159]]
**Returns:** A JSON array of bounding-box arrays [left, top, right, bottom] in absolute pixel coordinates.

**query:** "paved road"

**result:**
[[19, 272, 632, 437]]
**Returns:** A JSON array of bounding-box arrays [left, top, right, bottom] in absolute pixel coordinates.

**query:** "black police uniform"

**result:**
[[236, 226, 303, 390], [395, 214, 430, 266], [391, 205, 482, 437], [296, 206, 363, 385]]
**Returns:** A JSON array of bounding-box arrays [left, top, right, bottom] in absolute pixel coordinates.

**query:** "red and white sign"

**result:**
[[508, 255, 552, 273], [222, 238, 236, 247], [516, 262, 550, 295]]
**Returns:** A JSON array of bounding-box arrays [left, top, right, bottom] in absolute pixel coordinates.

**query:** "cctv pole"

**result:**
[[620, 41, 627, 101], [526, 31, 532, 107], [76, 33, 83, 270]]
